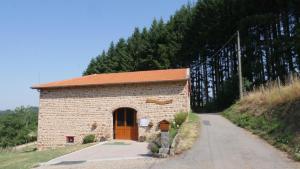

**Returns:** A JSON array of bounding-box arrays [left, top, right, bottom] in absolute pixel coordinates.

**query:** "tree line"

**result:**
[[0, 106, 38, 148], [84, 0, 300, 111]]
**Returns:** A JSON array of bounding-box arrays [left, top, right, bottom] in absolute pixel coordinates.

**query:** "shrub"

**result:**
[[170, 120, 177, 129], [172, 112, 200, 154], [169, 127, 178, 144], [147, 133, 162, 154], [82, 134, 95, 144], [148, 142, 160, 153], [174, 112, 188, 126]]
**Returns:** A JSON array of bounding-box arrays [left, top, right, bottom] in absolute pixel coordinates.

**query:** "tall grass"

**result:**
[[238, 75, 300, 115], [223, 74, 300, 161]]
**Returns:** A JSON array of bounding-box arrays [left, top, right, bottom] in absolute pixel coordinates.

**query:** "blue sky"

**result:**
[[0, 0, 194, 110]]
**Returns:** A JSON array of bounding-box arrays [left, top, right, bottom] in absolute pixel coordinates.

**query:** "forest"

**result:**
[[84, 0, 300, 111], [0, 106, 38, 148]]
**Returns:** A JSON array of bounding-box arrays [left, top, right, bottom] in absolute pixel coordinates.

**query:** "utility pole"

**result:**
[[237, 31, 243, 99]]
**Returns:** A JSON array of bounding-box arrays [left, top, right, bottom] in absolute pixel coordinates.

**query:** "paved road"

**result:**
[[44, 140, 149, 165], [38, 114, 300, 169], [150, 113, 300, 169]]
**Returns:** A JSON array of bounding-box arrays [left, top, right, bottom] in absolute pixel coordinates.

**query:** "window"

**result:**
[[66, 136, 74, 143], [117, 111, 125, 126], [126, 109, 134, 126]]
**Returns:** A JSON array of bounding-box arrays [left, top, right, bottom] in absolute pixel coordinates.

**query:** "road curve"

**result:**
[[150, 113, 300, 169]]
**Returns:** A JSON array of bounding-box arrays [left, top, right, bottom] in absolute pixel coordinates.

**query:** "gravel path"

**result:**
[[38, 113, 300, 169]]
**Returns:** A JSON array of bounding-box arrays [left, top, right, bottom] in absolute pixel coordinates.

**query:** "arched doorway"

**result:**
[[113, 108, 138, 140]]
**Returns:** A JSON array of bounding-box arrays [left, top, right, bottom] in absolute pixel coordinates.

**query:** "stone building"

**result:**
[[32, 68, 190, 149]]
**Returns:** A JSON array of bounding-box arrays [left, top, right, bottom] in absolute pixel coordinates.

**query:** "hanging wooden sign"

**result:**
[[146, 98, 173, 105]]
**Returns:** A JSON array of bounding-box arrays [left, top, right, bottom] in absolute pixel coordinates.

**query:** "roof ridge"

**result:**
[[86, 68, 187, 76]]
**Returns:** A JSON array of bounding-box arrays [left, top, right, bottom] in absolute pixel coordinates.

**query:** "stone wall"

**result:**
[[37, 81, 190, 149]]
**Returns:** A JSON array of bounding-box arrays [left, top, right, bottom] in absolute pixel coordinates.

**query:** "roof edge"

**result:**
[[31, 68, 189, 90], [31, 78, 188, 90]]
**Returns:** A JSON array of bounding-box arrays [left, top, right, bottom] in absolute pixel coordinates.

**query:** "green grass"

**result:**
[[188, 111, 199, 123], [169, 112, 198, 145], [223, 104, 300, 161], [172, 112, 200, 154], [0, 143, 96, 169], [222, 77, 300, 161]]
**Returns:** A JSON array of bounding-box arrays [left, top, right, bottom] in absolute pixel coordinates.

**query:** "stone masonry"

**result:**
[[37, 81, 190, 149]]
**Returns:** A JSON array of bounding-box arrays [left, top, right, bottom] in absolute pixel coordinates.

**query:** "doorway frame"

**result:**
[[113, 107, 138, 140]]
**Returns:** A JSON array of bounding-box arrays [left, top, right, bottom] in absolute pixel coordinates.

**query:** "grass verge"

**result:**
[[172, 112, 200, 154], [222, 75, 300, 161], [0, 143, 96, 169]]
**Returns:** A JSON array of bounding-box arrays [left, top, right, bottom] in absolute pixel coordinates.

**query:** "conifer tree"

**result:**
[[84, 0, 300, 111]]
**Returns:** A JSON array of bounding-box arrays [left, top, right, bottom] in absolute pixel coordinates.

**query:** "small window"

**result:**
[[117, 111, 125, 126], [66, 136, 74, 143], [126, 109, 134, 126]]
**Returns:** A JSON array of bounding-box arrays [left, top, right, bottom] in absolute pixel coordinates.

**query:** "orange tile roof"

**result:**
[[32, 68, 189, 89]]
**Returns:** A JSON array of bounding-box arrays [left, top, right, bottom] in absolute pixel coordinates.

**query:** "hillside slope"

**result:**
[[223, 76, 300, 161], [0, 106, 38, 148]]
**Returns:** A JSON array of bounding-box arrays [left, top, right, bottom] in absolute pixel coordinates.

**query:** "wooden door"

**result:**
[[114, 108, 138, 140]]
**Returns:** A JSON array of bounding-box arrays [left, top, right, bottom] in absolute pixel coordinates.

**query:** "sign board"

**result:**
[[139, 118, 149, 127], [146, 98, 173, 105]]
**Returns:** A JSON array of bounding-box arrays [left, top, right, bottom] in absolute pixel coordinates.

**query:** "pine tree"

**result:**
[[84, 0, 300, 111]]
